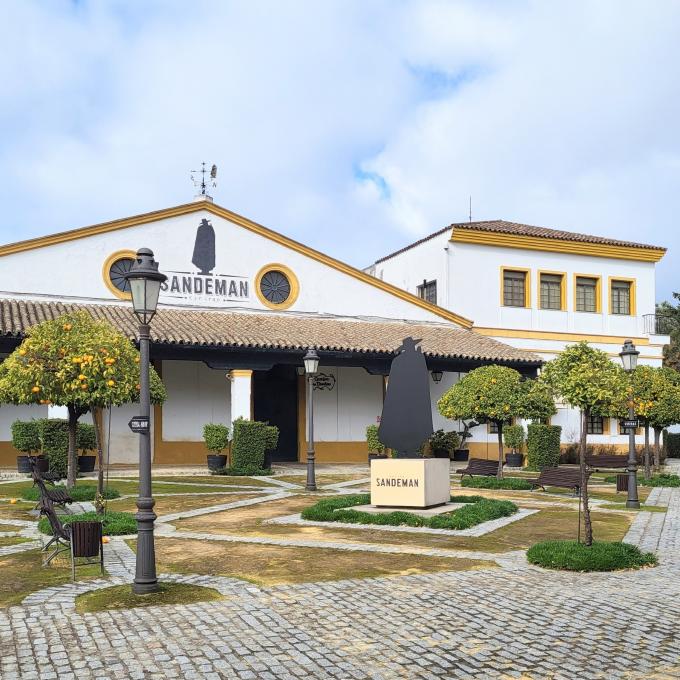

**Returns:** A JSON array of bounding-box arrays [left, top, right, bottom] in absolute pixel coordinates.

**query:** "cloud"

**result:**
[[0, 0, 679, 299]]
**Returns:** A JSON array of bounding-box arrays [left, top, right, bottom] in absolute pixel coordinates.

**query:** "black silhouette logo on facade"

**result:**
[[378, 337, 433, 458], [161, 218, 249, 302], [192, 218, 216, 275]]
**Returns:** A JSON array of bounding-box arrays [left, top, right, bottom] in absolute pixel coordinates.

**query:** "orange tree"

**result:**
[[438, 365, 555, 479], [0, 311, 166, 489], [647, 368, 680, 471], [541, 342, 627, 546]]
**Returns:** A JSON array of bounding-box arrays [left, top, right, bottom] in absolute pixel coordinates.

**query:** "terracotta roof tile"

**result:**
[[374, 219, 665, 263], [0, 299, 541, 365]]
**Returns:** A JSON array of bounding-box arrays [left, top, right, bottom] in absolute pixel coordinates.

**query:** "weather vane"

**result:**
[[190, 162, 217, 197]]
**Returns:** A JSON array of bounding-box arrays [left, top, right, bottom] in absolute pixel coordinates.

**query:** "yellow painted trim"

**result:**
[[500, 267, 531, 308], [102, 249, 137, 300], [608, 277, 637, 316], [521, 348, 662, 360], [537, 270, 566, 311], [230, 369, 253, 378], [572, 273, 602, 313], [0, 200, 473, 328], [254, 263, 300, 311], [473, 326, 650, 345], [451, 228, 666, 262]]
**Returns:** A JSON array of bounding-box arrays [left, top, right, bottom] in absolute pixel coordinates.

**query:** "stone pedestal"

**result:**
[[370, 458, 450, 509]]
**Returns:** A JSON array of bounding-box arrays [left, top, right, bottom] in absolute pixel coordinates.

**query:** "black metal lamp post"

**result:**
[[303, 349, 320, 491], [124, 248, 167, 594], [620, 339, 640, 510]]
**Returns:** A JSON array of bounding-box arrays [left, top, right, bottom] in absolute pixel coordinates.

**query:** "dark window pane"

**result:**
[[587, 415, 605, 435], [417, 280, 437, 305], [611, 280, 631, 315], [503, 271, 526, 307], [540, 274, 562, 310], [576, 277, 597, 313]]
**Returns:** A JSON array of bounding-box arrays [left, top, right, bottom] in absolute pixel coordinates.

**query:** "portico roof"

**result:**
[[0, 299, 541, 366]]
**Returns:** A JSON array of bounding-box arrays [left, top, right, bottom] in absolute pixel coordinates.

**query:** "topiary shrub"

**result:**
[[22, 484, 120, 501], [11, 420, 41, 453], [38, 418, 70, 479], [38, 511, 135, 536], [366, 424, 385, 454], [526, 540, 657, 571], [666, 432, 680, 459], [231, 418, 277, 471], [503, 424, 525, 452], [527, 424, 561, 470], [203, 424, 230, 453], [428, 429, 461, 456], [77, 423, 97, 453], [210, 466, 274, 476]]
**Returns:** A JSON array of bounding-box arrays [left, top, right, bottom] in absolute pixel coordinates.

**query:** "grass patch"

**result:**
[[300, 493, 517, 531], [527, 540, 657, 572], [211, 466, 273, 477], [599, 503, 667, 512], [0, 536, 31, 547], [21, 484, 120, 502], [152, 475, 276, 487], [107, 493, 260, 515], [39, 511, 136, 536], [461, 477, 533, 490], [0, 550, 102, 608], [75, 582, 223, 614], [149, 538, 495, 585], [602, 473, 680, 487], [0, 501, 37, 521]]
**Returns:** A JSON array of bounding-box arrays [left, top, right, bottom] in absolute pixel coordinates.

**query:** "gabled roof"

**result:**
[[375, 219, 666, 264], [0, 299, 541, 365], [0, 200, 473, 328]]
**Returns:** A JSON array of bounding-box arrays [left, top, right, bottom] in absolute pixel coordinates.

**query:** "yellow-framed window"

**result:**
[[538, 271, 566, 310], [501, 268, 530, 308], [609, 278, 636, 316], [586, 415, 609, 435], [574, 275, 601, 313]]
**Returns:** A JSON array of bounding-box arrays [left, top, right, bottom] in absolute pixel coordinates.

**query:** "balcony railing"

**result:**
[[643, 313, 675, 335]]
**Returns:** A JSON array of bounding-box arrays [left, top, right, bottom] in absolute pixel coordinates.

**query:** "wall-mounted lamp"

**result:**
[[431, 370, 443, 384]]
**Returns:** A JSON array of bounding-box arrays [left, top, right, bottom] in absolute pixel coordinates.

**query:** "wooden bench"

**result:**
[[457, 458, 501, 478], [30, 459, 73, 509], [586, 455, 629, 470], [527, 467, 589, 495]]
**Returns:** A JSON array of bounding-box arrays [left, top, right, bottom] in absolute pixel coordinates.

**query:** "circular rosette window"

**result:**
[[102, 250, 137, 300], [255, 264, 299, 310]]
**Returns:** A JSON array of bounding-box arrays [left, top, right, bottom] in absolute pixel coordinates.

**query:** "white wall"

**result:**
[[314, 367, 383, 442], [0, 404, 48, 440], [0, 210, 452, 325], [162, 360, 230, 441]]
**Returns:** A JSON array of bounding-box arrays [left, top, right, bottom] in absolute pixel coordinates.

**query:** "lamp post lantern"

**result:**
[[620, 339, 640, 510], [124, 248, 167, 594], [303, 348, 320, 491]]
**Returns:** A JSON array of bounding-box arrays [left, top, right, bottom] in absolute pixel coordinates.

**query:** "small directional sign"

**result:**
[[621, 419, 639, 429], [128, 416, 150, 434]]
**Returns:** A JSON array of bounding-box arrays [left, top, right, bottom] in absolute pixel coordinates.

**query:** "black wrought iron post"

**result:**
[[133, 322, 158, 593], [620, 339, 640, 510], [303, 349, 320, 491]]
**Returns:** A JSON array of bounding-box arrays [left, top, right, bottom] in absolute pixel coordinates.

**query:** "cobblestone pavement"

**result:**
[[1, 489, 679, 678]]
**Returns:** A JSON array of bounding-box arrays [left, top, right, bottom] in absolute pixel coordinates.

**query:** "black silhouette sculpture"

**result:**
[[192, 218, 216, 275], [378, 337, 434, 458]]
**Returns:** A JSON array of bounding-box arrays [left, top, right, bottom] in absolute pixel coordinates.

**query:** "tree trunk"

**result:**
[[92, 406, 105, 514], [579, 409, 593, 546], [653, 426, 662, 473], [496, 421, 504, 479], [66, 404, 79, 489], [644, 422, 651, 480]]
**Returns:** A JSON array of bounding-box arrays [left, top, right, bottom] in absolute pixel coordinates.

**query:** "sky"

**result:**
[[1, 0, 679, 301]]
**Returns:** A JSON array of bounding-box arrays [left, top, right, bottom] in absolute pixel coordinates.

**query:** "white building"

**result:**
[[0, 199, 540, 467], [368, 219, 670, 455]]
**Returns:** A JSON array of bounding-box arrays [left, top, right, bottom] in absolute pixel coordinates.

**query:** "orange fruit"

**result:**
[[107, 379, 115, 387], [31, 386, 40, 393], [136, 384, 141, 390], [72, 357, 81, 364], [78, 374, 86, 380], [102, 536, 110, 544], [81, 384, 88, 390], [63, 323, 72, 331], [9, 498, 17, 505], [19, 348, 26, 356]]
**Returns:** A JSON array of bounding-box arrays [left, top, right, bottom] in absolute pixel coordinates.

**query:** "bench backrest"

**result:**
[[465, 458, 499, 473], [538, 468, 586, 485], [39, 497, 70, 541], [585, 455, 628, 467], [70, 521, 102, 558]]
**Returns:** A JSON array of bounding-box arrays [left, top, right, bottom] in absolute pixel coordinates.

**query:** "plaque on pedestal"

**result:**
[[370, 458, 450, 509]]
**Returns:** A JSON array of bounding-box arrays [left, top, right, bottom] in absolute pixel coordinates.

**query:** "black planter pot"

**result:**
[[505, 452, 524, 467], [368, 453, 388, 466], [263, 450, 273, 471], [453, 449, 469, 462], [207, 454, 227, 471], [16, 456, 32, 473], [36, 457, 49, 473], [433, 449, 451, 459], [78, 455, 96, 473]]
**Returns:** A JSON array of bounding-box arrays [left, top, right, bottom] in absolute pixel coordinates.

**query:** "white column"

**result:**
[[229, 370, 253, 422]]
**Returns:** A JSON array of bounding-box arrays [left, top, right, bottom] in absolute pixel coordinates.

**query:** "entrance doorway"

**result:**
[[253, 365, 299, 462]]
